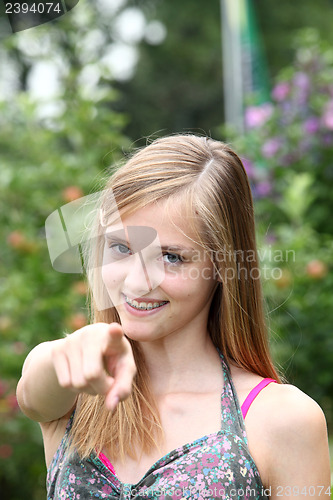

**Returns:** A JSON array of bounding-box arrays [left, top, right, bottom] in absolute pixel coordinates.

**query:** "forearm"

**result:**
[[16, 340, 77, 422]]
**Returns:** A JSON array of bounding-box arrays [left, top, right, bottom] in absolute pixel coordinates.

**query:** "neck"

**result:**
[[137, 332, 220, 396]]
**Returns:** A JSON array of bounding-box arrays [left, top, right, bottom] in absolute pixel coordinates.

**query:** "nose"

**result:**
[[123, 250, 153, 297]]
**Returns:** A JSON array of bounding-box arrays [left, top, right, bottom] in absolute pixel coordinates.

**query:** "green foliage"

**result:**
[[0, 5, 129, 499], [226, 29, 333, 428], [2, 1, 333, 495], [114, 0, 223, 142], [255, 0, 333, 79], [111, 0, 333, 142]]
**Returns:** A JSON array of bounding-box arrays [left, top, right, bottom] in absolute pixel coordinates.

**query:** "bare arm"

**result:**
[[17, 339, 78, 421], [267, 385, 331, 499], [16, 322, 137, 422]]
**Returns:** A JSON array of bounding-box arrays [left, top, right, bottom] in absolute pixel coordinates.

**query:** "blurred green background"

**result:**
[[0, 0, 332, 497]]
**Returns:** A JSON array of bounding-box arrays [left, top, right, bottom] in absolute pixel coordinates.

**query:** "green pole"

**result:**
[[221, 0, 270, 131]]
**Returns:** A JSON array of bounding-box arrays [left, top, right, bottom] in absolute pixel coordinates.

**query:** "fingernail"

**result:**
[[110, 395, 119, 411]]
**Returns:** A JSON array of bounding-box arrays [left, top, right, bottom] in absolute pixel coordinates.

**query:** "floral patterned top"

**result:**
[[47, 350, 269, 499]]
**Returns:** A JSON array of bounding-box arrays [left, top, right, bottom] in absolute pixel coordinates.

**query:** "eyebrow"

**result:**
[[105, 234, 128, 244], [161, 245, 196, 253], [104, 235, 195, 253]]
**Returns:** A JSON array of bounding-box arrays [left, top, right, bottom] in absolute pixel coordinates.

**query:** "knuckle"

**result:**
[[84, 368, 103, 383], [52, 339, 66, 356], [58, 379, 71, 389], [71, 374, 88, 390], [74, 381, 89, 392]]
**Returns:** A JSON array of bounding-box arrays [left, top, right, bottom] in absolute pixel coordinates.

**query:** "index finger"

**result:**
[[104, 347, 137, 411], [101, 323, 126, 357]]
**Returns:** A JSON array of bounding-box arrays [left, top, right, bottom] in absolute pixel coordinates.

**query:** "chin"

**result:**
[[124, 331, 158, 344]]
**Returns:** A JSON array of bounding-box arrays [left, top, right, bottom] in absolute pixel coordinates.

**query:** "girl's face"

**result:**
[[101, 200, 218, 344]]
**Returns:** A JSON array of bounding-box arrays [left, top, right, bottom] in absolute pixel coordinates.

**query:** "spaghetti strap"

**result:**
[[48, 352, 269, 498], [98, 451, 117, 476], [241, 378, 277, 419]]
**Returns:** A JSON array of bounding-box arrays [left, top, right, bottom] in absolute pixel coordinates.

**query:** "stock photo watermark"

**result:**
[[123, 484, 331, 498], [45, 189, 297, 310], [1, 0, 79, 36]]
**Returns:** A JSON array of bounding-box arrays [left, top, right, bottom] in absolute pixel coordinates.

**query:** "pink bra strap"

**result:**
[[98, 451, 117, 476], [241, 378, 277, 419], [98, 379, 278, 473]]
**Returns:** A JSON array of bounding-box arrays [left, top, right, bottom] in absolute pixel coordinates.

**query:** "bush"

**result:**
[[0, 54, 129, 500], [226, 29, 333, 428]]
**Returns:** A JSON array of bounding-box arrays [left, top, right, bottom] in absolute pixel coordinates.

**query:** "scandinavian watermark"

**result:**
[[45, 189, 296, 310]]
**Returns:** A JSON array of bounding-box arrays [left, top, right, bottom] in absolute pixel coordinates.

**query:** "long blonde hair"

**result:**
[[70, 134, 281, 461]]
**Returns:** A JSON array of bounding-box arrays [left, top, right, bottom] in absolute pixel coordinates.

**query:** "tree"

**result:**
[[0, 3, 129, 498], [103, 0, 333, 141], [226, 29, 333, 428]]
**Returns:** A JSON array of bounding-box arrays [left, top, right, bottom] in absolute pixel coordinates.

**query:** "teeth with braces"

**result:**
[[125, 296, 168, 310]]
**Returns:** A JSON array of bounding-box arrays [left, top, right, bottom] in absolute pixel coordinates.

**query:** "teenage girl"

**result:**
[[17, 135, 331, 499]]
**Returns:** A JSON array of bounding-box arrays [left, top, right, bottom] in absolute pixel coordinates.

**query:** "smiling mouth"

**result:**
[[124, 295, 169, 311]]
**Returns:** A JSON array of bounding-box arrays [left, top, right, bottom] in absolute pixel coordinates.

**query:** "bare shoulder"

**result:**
[[262, 382, 327, 432], [249, 381, 328, 452], [230, 367, 331, 495], [229, 362, 327, 434], [253, 383, 330, 494]]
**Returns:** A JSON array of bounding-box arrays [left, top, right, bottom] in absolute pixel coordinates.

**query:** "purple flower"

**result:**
[[322, 100, 333, 129], [323, 114, 333, 129], [293, 72, 310, 92], [256, 181, 272, 197], [272, 82, 290, 102], [261, 137, 282, 158], [101, 484, 113, 494], [304, 117, 320, 134], [244, 103, 273, 129], [293, 72, 310, 105]]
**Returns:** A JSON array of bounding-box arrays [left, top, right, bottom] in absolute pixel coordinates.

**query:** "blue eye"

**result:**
[[117, 244, 131, 254], [108, 243, 131, 256], [163, 253, 183, 265]]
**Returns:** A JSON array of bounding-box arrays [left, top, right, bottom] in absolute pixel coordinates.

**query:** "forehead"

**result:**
[[104, 199, 200, 248]]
